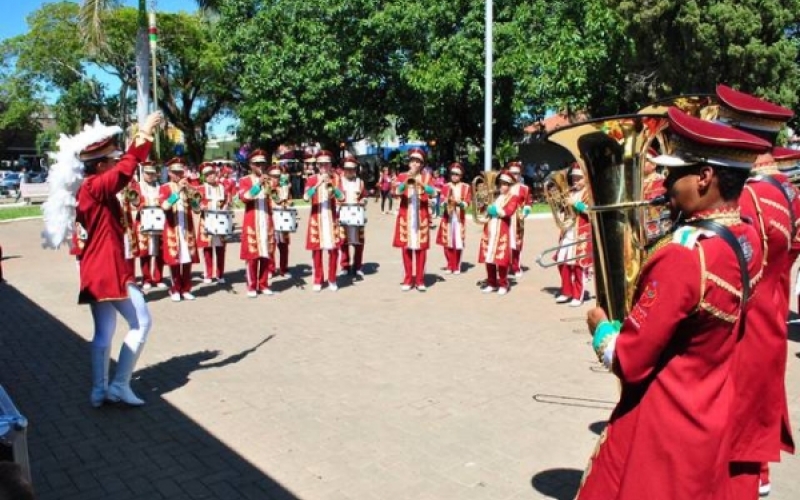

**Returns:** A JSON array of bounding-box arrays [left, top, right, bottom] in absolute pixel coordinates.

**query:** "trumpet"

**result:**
[[122, 186, 141, 207], [182, 185, 203, 211]]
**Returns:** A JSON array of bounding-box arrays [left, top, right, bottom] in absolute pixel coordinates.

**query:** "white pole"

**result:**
[[484, 0, 493, 172]]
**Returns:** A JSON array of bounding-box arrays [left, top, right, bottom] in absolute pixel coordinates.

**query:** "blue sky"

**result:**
[[1, 0, 199, 42], [3, 0, 237, 136]]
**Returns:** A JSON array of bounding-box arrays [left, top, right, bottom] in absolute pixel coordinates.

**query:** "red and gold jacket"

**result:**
[[477, 192, 518, 266], [579, 208, 763, 500], [392, 172, 433, 250], [436, 181, 471, 249], [303, 174, 343, 250], [158, 181, 200, 266], [75, 141, 151, 303], [238, 174, 275, 259]]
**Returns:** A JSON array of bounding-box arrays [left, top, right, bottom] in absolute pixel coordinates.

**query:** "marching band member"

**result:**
[[117, 175, 140, 277], [135, 162, 167, 290], [239, 150, 277, 297], [435, 162, 470, 274], [268, 163, 292, 278], [580, 107, 767, 500], [338, 154, 367, 278], [715, 85, 799, 500], [72, 111, 162, 407], [642, 149, 669, 244], [159, 158, 201, 302], [304, 150, 344, 292], [555, 164, 592, 306], [507, 160, 532, 278], [393, 148, 434, 291], [478, 171, 519, 295], [198, 163, 230, 284]]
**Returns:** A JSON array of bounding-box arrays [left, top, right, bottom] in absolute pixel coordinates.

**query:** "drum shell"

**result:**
[[204, 210, 234, 236], [140, 206, 165, 233], [339, 203, 366, 227], [272, 208, 299, 233]]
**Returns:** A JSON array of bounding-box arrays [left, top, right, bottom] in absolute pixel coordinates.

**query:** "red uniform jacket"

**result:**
[[733, 175, 798, 461], [510, 182, 530, 248], [392, 172, 433, 250], [577, 212, 763, 500], [304, 174, 343, 250], [158, 182, 200, 266], [75, 141, 151, 304], [477, 193, 518, 266], [238, 174, 275, 259], [436, 182, 471, 248]]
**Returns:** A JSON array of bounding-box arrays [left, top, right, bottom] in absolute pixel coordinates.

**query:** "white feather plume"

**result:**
[[41, 118, 122, 249]]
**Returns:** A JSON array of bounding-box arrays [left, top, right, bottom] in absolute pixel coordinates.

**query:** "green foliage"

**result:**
[[614, 0, 800, 112]]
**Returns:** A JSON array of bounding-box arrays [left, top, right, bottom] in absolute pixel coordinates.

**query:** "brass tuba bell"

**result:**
[[542, 170, 575, 231], [470, 170, 500, 224], [546, 114, 670, 322]]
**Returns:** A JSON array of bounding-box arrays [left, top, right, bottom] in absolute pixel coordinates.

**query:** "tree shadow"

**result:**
[[0, 284, 298, 500], [531, 468, 583, 500]]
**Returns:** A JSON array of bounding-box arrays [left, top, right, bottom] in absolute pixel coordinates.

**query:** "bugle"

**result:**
[[534, 239, 590, 268]]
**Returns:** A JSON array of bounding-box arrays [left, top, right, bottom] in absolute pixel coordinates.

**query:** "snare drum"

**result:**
[[272, 207, 298, 233], [339, 203, 366, 226], [140, 206, 165, 233], [204, 210, 234, 236]]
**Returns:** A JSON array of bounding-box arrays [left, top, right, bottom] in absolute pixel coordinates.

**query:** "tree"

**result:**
[[613, 0, 800, 111]]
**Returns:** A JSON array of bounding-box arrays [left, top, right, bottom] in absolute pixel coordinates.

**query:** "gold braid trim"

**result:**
[[759, 197, 791, 218], [705, 272, 742, 299], [744, 185, 769, 267], [694, 244, 707, 315], [768, 220, 792, 249], [751, 268, 764, 288], [684, 207, 743, 227], [698, 301, 739, 324]]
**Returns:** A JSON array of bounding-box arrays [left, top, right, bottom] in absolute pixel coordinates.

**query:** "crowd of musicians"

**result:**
[[48, 81, 800, 500], [69, 146, 546, 299]]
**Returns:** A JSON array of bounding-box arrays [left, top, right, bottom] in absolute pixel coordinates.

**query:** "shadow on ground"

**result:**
[[531, 468, 583, 500], [0, 283, 298, 500]]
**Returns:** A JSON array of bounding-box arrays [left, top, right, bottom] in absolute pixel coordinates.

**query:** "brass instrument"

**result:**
[[122, 186, 141, 207], [637, 94, 718, 119], [182, 185, 203, 212], [546, 114, 670, 321], [470, 170, 500, 224], [542, 170, 575, 231], [535, 239, 589, 268]]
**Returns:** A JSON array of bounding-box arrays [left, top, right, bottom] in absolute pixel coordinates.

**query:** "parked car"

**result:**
[[29, 172, 47, 183], [0, 172, 21, 195]]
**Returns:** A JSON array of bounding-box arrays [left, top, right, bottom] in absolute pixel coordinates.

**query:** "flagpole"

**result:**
[[484, 0, 492, 172], [149, 5, 160, 160]]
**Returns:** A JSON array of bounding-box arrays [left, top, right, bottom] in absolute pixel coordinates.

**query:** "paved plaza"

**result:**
[[1, 205, 799, 500]]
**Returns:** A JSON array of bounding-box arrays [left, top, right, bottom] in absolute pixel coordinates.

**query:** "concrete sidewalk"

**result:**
[[1, 206, 798, 499]]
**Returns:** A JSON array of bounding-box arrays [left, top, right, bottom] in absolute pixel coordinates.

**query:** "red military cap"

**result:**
[[507, 160, 523, 173], [165, 157, 186, 172], [316, 150, 334, 163], [408, 148, 426, 162], [651, 107, 771, 170], [716, 84, 794, 146], [774, 147, 800, 170], [268, 164, 283, 176], [248, 149, 269, 164], [449, 162, 464, 175], [303, 152, 316, 163], [140, 160, 158, 174], [279, 151, 295, 161], [342, 154, 359, 169], [570, 163, 584, 177], [79, 136, 122, 162], [497, 171, 515, 185], [200, 162, 216, 175]]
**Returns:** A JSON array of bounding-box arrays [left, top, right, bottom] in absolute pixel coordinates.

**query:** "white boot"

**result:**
[[107, 340, 146, 406], [90, 345, 110, 408]]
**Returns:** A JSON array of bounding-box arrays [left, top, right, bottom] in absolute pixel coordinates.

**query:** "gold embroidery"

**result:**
[[699, 301, 738, 323], [768, 220, 792, 248], [705, 272, 742, 299], [759, 197, 791, 218]]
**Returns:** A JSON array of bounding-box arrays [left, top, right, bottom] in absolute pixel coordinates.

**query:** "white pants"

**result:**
[[90, 284, 152, 350]]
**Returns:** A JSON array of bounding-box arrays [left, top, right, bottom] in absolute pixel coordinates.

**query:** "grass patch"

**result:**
[[0, 205, 43, 221], [531, 203, 550, 214]]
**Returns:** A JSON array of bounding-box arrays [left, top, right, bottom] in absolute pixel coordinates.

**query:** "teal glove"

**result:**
[[424, 185, 435, 196], [574, 200, 588, 213], [279, 176, 289, 187], [487, 205, 499, 218], [307, 187, 317, 198], [249, 184, 262, 197], [522, 206, 532, 217], [397, 183, 406, 194], [459, 201, 467, 209], [592, 320, 622, 352], [167, 192, 179, 205], [333, 188, 343, 199]]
